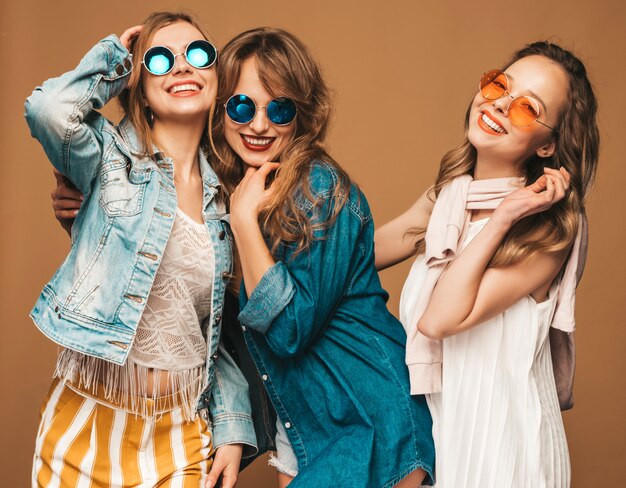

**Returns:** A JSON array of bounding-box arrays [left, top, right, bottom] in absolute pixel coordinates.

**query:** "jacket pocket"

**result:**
[[99, 164, 144, 217]]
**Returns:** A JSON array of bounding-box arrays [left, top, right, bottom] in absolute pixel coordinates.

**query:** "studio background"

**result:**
[[1, 0, 624, 486]]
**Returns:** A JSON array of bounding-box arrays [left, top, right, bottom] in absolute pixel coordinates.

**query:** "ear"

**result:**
[[536, 139, 557, 159]]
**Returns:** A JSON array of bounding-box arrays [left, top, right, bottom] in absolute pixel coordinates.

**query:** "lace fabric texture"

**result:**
[[56, 208, 215, 421]]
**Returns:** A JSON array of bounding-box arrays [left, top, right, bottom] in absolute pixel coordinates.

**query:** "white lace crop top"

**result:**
[[56, 208, 215, 421]]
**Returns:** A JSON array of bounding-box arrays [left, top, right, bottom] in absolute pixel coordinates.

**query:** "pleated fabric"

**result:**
[[32, 379, 214, 488], [408, 219, 570, 487]]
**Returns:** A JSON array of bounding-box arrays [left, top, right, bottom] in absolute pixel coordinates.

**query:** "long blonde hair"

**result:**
[[209, 28, 351, 255], [414, 42, 599, 266], [117, 11, 215, 158]]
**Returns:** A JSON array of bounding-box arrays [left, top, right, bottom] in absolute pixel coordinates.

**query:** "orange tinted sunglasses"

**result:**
[[479, 69, 557, 133]]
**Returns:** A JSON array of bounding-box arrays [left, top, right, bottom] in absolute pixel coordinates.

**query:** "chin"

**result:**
[[240, 153, 270, 168]]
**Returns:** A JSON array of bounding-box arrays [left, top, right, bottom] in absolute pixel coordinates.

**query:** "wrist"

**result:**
[[490, 207, 517, 229], [230, 212, 259, 234]]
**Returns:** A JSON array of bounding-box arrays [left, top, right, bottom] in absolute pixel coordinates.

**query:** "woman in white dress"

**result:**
[[375, 42, 598, 487]]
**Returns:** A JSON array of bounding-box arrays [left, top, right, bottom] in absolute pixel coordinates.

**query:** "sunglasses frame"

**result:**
[[225, 94, 298, 126], [142, 39, 218, 76], [479, 69, 558, 134]]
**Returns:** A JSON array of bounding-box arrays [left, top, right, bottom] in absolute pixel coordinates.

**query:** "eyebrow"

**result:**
[[506, 72, 549, 113]]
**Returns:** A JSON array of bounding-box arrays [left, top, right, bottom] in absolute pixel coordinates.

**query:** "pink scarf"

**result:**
[[405, 174, 587, 396]]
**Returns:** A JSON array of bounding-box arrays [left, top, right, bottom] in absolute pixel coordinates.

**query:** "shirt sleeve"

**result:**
[[238, 189, 365, 359], [209, 343, 258, 457], [24, 35, 132, 195]]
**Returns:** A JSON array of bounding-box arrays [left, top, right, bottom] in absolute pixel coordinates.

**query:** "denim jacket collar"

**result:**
[[118, 117, 221, 193]]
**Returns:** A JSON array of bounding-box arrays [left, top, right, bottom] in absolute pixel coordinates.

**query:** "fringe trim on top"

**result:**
[[54, 349, 207, 422]]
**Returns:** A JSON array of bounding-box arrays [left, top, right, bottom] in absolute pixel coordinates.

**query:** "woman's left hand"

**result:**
[[494, 167, 570, 226], [229, 162, 280, 230], [205, 444, 243, 488]]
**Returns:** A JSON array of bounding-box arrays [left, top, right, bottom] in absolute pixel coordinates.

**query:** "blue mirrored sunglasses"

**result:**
[[142, 40, 217, 76], [225, 94, 297, 126]]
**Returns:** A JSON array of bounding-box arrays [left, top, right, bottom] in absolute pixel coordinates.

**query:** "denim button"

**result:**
[[218, 230, 226, 240], [213, 352, 218, 360], [124, 59, 132, 70], [54, 306, 59, 312], [285, 422, 291, 429], [115, 64, 124, 76], [262, 374, 268, 381]]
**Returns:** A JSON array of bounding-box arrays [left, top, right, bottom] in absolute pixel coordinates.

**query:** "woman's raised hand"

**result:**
[[229, 162, 280, 229], [494, 167, 571, 225], [119, 25, 143, 51]]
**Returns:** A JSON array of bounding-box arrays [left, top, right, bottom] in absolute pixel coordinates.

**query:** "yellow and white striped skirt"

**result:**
[[32, 379, 214, 488]]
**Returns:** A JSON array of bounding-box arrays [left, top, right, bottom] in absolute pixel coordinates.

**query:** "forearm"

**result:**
[[374, 225, 420, 271], [231, 216, 275, 298], [418, 215, 511, 337], [374, 187, 434, 271], [25, 35, 131, 193]]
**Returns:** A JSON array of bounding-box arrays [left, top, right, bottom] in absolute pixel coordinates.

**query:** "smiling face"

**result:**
[[467, 55, 569, 171], [223, 57, 296, 168], [141, 21, 217, 126]]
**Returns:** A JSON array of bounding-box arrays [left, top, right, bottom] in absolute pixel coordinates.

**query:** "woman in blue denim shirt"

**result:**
[[25, 12, 256, 487], [210, 28, 435, 487]]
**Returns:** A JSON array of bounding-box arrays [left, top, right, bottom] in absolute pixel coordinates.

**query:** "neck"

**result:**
[[151, 117, 206, 181], [473, 153, 525, 181]]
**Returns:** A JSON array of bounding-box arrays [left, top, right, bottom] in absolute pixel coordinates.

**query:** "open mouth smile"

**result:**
[[166, 82, 203, 96], [478, 111, 507, 135], [240, 134, 276, 151]]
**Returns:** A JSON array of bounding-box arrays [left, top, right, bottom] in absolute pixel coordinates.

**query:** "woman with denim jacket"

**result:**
[[374, 43, 598, 487], [207, 28, 435, 487], [25, 12, 257, 487]]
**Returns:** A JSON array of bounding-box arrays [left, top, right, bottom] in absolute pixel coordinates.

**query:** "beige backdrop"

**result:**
[[2, 0, 624, 486]]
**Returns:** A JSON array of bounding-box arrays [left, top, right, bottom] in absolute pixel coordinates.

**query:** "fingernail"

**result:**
[[206, 482, 213, 488], [80, 195, 84, 200], [73, 210, 79, 215]]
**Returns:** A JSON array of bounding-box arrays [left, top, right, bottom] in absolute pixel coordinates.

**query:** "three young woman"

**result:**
[[34, 9, 597, 488]]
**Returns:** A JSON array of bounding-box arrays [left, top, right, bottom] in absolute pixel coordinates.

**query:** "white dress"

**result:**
[[400, 219, 570, 488]]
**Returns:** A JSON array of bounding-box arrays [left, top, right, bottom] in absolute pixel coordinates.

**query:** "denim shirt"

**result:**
[[239, 162, 435, 487], [24, 35, 256, 453]]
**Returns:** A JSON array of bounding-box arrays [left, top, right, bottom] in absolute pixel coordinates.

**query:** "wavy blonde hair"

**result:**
[[117, 11, 215, 158], [209, 28, 351, 255], [413, 42, 599, 266]]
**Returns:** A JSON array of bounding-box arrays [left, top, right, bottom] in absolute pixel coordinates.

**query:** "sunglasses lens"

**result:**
[[480, 70, 507, 100], [186, 40, 217, 69], [266, 98, 297, 125], [226, 95, 256, 124], [144, 47, 174, 75], [509, 97, 540, 127]]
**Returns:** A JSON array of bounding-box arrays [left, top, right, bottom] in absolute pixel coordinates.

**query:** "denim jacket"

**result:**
[[24, 35, 256, 453], [238, 162, 435, 487]]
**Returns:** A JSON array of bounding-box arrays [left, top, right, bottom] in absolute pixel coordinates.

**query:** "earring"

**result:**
[[145, 106, 154, 128]]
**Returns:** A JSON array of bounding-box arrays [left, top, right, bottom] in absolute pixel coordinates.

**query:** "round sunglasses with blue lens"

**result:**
[[142, 40, 217, 76], [225, 94, 297, 126]]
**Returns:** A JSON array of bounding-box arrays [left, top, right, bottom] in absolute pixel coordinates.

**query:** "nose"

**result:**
[[492, 95, 512, 116], [171, 53, 193, 75], [248, 107, 270, 133]]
